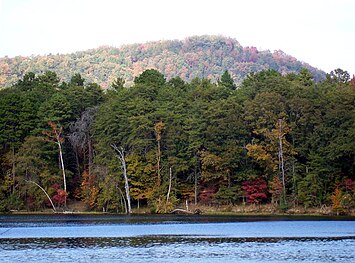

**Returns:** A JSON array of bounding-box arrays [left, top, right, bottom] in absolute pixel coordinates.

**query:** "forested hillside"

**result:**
[[0, 35, 325, 88], [0, 68, 354, 214]]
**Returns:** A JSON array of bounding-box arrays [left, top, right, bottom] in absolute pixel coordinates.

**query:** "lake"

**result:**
[[0, 214, 354, 262]]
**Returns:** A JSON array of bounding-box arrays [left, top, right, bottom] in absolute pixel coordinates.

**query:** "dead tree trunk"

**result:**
[[11, 145, 16, 194], [278, 119, 287, 205], [194, 168, 198, 205], [88, 138, 93, 176], [43, 122, 67, 207], [118, 188, 127, 214], [154, 121, 165, 187], [111, 144, 132, 214], [57, 139, 67, 194], [26, 180, 56, 213], [167, 167, 172, 202]]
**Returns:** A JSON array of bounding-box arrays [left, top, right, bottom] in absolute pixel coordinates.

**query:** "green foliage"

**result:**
[[70, 73, 85, 87], [218, 70, 236, 90], [134, 69, 166, 87], [215, 185, 242, 204], [0, 36, 325, 89], [0, 67, 353, 212], [38, 93, 72, 125], [297, 172, 323, 208], [111, 77, 125, 91]]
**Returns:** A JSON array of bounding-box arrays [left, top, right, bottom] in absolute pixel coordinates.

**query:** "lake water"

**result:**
[[0, 214, 354, 262]]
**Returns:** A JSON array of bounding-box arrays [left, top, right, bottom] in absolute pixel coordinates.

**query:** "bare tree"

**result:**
[[166, 167, 172, 202], [69, 108, 97, 176], [278, 119, 287, 205], [43, 121, 67, 206], [111, 144, 132, 214], [26, 180, 56, 213], [154, 121, 165, 187]]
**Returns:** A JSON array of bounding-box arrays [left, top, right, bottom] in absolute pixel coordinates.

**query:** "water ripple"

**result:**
[[0, 236, 354, 262]]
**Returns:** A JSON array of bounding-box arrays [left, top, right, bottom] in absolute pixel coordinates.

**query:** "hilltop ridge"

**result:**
[[0, 35, 325, 88]]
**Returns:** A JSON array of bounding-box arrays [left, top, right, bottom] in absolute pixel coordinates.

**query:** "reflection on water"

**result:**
[[1, 236, 354, 263], [0, 215, 354, 262], [1, 214, 354, 226]]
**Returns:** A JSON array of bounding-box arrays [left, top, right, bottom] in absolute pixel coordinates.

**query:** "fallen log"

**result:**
[[170, 208, 202, 215]]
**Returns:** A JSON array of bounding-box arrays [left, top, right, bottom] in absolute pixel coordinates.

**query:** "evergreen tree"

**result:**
[[218, 70, 236, 90]]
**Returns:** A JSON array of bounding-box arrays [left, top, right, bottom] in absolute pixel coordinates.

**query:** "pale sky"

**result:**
[[0, 0, 354, 74]]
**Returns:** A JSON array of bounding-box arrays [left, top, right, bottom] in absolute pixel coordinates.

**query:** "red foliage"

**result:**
[[343, 178, 354, 192], [52, 183, 67, 206], [242, 178, 268, 204], [243, 46, 259, 62], [199, 185, 218, 203], [350, 76, 355, 90]]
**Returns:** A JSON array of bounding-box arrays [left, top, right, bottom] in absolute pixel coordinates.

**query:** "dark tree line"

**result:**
[[0, 68, 354, 213]]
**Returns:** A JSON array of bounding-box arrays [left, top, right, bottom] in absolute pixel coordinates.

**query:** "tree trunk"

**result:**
[[167, 167, 172, 202], [154, 121, 164, 188], [74, 149, 81, 177], [278, 119, 286, 205], [57, 141, 67, 206], [111, 144, 132, 214], [88, 138, 93, 176], [194, 169, 198, 205], [55, 138, 67, 208], [118, 188, 127, 214], [26, 180, 56, 213], [122, 153, 131, 214], [156, 139, 161, 187], [12, 145, 16, 194]]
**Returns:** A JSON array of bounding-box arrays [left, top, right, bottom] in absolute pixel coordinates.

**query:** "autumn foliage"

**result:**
[[0, 36, 325, 88], [242, 178, 268, 204], [0, 62, 353, 213], [51, 183, 67, 207]]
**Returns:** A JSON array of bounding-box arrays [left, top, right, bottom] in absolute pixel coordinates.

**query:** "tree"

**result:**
[[134, 69, 166, 87], [38, 71, 60, 88], [69, 107, 97, 177], [331, 187, 343, 216], [111, 144, 132, 214], [242, 177, 268, 204], [126, 153, 155, 206], [298, 68, 314, 86], [111, 77, 125, 91], [42, 122, 67, 206], [26, 180, 56, 212], [327, 68, 350, 85], [70, 73, 85, 87], [218, 70, 236, 90], [199, 150, 227, 183], [269, 176, 283, 205], [15, 72, 38, 91], [297, 172, 322, 208], [38, 93, 72, 126], [3, 67, 354, 212], [277, 119, 286, 204], [154, 121, 165, 187]]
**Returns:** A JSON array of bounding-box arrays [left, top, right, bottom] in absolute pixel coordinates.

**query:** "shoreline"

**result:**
[[2, 204, 355, 217]]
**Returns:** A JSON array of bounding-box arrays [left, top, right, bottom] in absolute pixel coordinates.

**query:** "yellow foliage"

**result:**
[[154, 121, 165, 141], [246, 144, 277, 172], [3, 174, 14, 191], [331, 187, 343, 215], [199, 150, 227, 182]]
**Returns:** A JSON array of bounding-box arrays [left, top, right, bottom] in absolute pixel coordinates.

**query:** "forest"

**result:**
[[0, 35, 326, 89], [0, 68, 354, 214]]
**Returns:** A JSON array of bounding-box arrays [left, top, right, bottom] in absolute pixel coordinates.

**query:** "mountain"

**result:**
[[0, 35, 325, 88]]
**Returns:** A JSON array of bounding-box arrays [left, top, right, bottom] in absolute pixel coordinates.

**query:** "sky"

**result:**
[[0, 0, 354, 74]]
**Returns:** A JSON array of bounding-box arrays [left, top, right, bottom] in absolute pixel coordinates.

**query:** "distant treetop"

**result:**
[[0, 35, 326, 88]]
